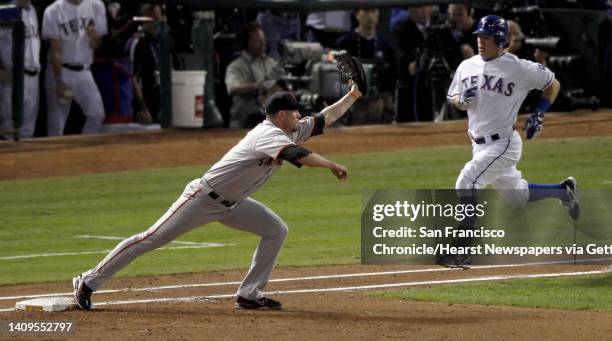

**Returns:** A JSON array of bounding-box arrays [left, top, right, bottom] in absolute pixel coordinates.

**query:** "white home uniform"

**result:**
[[42, 0, 107, 136], [447, 52, 554, 205], [81, 115, 323, 300], [0, 4, 40, 138]]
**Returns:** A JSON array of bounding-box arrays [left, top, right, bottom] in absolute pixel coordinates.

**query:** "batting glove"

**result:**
[[458, 85, 478, 106], [524, 111, 544, 140]]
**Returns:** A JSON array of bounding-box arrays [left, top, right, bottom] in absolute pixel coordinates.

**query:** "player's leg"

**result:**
[[441, 138, 519, 268], [0, 84, 12, 139], [76, 179, 227, 307], [19, 74, 39, 138], [219, 198, 287, 307], [496, 171, 579, 220], [45, 65, 71, 136], [73, 71, 105, 134]]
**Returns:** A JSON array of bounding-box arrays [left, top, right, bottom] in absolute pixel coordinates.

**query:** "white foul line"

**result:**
[[75, 235, 216, 246], [0, 258, 610, 302], [0, 235, 230, 260], [0, 269, 604, 312]]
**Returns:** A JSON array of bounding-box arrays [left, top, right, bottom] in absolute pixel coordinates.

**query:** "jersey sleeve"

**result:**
[[224, 60, 250, 93], [447, 65, 462, 99], [519, 59, 554, 91], [42, 7, 59, 40], [291, 114, 325, 143], [255, 129, 296, 159], [94, 0, 108, 36]]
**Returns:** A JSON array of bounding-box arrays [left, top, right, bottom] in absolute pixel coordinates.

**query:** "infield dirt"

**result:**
[[1, 111, 611, 340]]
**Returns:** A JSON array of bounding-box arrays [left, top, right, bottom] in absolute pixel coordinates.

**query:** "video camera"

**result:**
[[277, 41, 388, 114]]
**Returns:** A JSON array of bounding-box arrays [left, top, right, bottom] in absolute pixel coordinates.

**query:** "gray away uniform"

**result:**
[[81, 115, 325, 299]]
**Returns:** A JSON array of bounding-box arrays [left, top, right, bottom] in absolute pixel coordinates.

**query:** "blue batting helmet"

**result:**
[[473, 15, 508, 48]]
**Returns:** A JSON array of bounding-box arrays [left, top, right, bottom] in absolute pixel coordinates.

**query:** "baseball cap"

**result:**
[[263, 91, 300, 115]]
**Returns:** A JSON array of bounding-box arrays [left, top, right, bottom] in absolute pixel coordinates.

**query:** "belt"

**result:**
[[24, 68, 38, 76], [207, 191, 236, 207], [62, 63, 88, 71], [472, 133, 500, 145]]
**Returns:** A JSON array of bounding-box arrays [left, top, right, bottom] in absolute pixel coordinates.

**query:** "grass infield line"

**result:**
[[0, 269, 606, 313]]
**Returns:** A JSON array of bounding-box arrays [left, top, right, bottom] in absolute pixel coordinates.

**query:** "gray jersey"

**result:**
[[42, 0, 107, 66], [203, 115, 322, 201]]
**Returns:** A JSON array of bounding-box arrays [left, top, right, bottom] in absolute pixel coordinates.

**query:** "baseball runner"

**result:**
[[441, 15, 580, 268], [73, 84, 363, 310], [42, 0, 107, 136], [0, 0, 40, 139]]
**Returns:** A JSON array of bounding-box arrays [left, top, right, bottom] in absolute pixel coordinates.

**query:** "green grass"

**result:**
[[376, 273, 612, 312], [0, 135, 611, 286]]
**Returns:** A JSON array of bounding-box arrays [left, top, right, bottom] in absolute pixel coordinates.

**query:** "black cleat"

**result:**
[[435, 254, 460, 268], [455, 255, 472, 269], [560, 177, 580, 221], [235, 296, 282, 310], [72, 275, 93, 310]]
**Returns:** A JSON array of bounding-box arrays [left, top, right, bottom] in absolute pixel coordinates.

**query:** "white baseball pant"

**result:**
[[81, 178, 288, 300], [456, 130, 529, 206], [1, 73, 39, 138], [45, 65, 105, 136]]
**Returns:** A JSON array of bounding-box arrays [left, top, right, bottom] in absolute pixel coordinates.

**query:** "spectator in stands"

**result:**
[[393, 5, 434, 121], [126, 4, 164, 124], [505, 20, 530, 59], [225, 22, 285, 129], [256, 10, 301, 59], [0, 0, 40, 139], [447, 3, 477, 60], [336, 8, 397, 124], [305, 11, 352, 48]]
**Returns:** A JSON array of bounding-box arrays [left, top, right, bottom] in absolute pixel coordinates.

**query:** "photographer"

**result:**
[[448, 3, 478, 60], [225, 22, 285, 129], [393, 5, 433, 122], [336, 8, 397, 124]]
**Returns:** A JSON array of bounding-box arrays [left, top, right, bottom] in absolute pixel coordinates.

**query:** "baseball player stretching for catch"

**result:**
[[73, 85, 363, 310], [442, 15, 580, 268], [42, 0, 107, 136]]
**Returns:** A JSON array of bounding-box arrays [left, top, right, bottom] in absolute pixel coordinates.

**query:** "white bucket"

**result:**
[[171, 71, 206, 128]]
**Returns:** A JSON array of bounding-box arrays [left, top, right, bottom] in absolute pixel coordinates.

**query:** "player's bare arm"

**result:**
[[227, 79, 264, 96], [542, 78, 560, 103], [296, 153, 348, 181], [320, 83, 362, 127], [48, 38, 69, 97]]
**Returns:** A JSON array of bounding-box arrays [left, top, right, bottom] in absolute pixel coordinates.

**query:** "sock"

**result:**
[[528, 183, 566, 202]]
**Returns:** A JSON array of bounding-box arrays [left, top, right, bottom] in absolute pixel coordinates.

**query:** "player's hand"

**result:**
[[56, 82, 73, 104], [136, 109, 153, 124], [0, 70, 12, 85], [349, 82, 362, 99], [331, 163, 348, 181], [85, 25, 99, 40], [459, 85, 478, 106], [524, 111, 544, 140], [408, 61, 417, 76]]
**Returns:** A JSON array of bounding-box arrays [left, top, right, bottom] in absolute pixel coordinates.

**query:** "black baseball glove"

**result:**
[[336, 51, 368, 94]]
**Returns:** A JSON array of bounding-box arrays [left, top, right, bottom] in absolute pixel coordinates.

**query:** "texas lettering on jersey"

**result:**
[[460, 74, 516, 97], [58, 17, 95, 36]]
